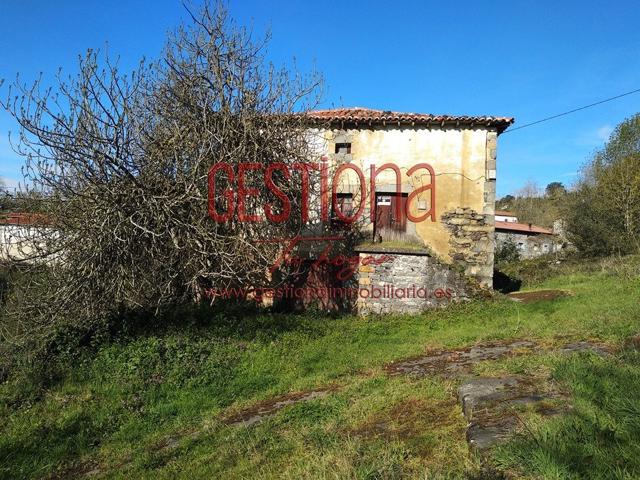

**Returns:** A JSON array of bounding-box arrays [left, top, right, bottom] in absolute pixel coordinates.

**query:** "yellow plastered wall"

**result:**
[[320, 126, 492, 263]]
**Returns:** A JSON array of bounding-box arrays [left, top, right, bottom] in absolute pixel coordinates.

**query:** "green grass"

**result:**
[[493, 349, 640, 479], [1, 257, 639, 478], [356, 239, 430, 253]]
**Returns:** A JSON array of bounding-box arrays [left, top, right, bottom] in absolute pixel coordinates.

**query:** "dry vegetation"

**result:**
[[0, 3, 324, 356]]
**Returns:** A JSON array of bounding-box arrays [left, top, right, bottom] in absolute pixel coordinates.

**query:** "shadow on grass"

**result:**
[[117, 301, 348, 342], [0, 408, 104, 479]]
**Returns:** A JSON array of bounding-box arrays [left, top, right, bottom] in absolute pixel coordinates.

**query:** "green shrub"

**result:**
[[496, 253, 640, 288], [562, 114, 640, 256], [495, 239, 520, 264]]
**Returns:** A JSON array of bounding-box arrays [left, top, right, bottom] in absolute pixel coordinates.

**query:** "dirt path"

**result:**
[[507, 289, 570, 303]]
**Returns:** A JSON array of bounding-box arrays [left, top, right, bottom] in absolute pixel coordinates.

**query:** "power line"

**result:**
[[504, 87, 640, 133]]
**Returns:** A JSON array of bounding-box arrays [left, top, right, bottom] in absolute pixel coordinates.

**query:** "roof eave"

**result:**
[[306, 116, 514, 133]]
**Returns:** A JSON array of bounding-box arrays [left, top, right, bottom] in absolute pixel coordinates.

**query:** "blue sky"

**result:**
[[1, 0, 639, 196]]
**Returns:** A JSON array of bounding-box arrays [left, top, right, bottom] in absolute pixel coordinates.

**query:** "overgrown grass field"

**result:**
[[1, 256, 639, 479]]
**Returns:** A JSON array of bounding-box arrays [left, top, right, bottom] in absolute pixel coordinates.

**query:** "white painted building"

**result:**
[[495, 210, 518, 223]]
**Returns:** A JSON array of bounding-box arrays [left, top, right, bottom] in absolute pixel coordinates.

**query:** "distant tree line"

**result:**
[[496, 180, 564, 229], [563, 114, 640, 256], [498, 113, 640, 257]]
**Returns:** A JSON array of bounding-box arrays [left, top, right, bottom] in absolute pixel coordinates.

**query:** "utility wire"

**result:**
[[504, 87, 640, 133]]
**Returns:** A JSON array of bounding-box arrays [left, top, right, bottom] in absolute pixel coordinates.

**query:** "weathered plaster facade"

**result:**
[[312, 121, 504, 288]]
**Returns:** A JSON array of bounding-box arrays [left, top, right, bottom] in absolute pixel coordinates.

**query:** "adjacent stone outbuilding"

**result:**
[[355, 246, 472, 315], [494, 212, 563, 259]]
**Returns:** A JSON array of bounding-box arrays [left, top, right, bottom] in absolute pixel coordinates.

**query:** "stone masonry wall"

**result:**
[[441, 207, 494, 288], [357, 251, 471, 315], [495, 231, 563, 259]]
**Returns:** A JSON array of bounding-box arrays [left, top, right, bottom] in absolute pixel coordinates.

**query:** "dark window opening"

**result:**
[[335, 143, 351, 154], [331, 193, 354, 228]]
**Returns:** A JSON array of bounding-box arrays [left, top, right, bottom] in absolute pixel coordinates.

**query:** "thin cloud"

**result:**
[[573, 124, 614, 148], [0, 176, 20, 192], [596, 125, 614, 142]]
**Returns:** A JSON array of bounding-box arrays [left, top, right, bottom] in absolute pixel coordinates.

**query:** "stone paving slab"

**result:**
[[458, 376, 565, 451], [221, 386, 338, 426], [384, 340, 537, 378], [559, 341, 610, 357]]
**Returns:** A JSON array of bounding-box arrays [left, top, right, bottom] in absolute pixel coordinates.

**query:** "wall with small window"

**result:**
[[495, 230, 562, 259], [313, 124, 498, 287]]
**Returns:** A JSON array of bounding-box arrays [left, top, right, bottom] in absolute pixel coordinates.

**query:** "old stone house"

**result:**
[[297, 108, 513, 313], [494, 211, 563, 259]]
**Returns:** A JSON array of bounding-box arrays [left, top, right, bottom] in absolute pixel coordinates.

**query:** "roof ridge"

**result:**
[[312, 106, 385, 112], [306, 108, 515, 133]]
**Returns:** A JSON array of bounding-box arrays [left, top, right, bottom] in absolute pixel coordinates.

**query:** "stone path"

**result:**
[[220, 340, 540, 429], [384, 340, 537, 378], [221, 386, 338, 426], [386, 338, 610, 451], [220, 337, 611, 452]]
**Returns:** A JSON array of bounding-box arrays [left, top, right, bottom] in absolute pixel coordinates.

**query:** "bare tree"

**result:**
[[0, 2, 323, 343], [515, 180, 542, 199]]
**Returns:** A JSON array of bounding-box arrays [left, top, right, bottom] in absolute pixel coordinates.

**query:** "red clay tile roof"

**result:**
[[307, 107, 514, 133], [495, 221, 553, 235], [0, 212, 50, 226]]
